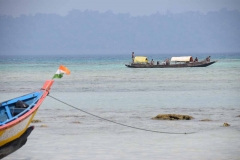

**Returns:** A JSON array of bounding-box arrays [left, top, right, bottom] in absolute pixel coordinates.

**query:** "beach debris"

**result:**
[[71, 121, 81, 124], [223, 123, 230, 127], [152, 114, 193, 120], [40, 124, 48, 127], [200, 119, 212, 121], [31, 119, 42, 123]]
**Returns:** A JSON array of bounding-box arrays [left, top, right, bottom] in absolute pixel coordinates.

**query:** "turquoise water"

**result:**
[[0, 53, 240, 159]]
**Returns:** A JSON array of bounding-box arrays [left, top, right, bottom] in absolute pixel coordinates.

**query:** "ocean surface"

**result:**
[[0, 53, 240, 160]]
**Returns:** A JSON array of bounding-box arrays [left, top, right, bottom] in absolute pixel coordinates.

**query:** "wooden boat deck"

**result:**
[[125, 60, 217, 68]]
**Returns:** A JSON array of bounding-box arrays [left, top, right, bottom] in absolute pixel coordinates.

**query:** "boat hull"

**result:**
[[0, 108, 38, 147], [0, 80, 54, 158], [125, 61, 217, 68], [0, 126, 34, 159]]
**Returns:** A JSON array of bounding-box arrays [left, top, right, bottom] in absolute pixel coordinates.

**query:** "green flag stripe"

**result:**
[[52, 73, 64, 79]]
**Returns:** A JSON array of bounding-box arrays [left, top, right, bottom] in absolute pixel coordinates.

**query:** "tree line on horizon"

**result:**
[[0, 8, 239, 55]]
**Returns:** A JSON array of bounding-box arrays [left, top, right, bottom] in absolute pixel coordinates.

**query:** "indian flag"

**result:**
[[52, 65, 71, 79]]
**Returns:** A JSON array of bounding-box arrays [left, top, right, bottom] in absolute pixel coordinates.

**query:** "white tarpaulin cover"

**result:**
[[171, 56, 193, 62]]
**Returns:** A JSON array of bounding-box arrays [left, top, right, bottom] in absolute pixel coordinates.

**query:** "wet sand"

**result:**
[[3, 95, 240, 160]]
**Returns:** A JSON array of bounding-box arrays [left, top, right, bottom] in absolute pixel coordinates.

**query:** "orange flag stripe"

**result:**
[[59, 65, 71, 75]]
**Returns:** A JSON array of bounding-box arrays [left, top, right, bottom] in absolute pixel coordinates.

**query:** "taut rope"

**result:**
[[48, 95, 196, 135]]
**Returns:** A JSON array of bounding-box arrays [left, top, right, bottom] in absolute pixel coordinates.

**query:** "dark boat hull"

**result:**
[[125, 61, 217, 68], [0, 126, 34, 159]]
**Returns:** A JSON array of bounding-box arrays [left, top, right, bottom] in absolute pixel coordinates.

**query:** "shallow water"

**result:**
[[1, 53, 240, 159]]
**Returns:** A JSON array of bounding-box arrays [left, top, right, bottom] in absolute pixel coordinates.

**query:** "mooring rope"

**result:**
[[48, 95, 196, 135]]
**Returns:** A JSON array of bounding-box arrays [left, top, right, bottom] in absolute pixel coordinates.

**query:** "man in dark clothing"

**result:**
[[132, 52, 135, 63]]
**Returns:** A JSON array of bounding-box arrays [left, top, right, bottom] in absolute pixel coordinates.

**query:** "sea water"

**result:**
[[0, 53, 240, 160]]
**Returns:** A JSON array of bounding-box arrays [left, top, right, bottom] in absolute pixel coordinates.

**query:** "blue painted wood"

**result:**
[[5, 92, 41, 105], [12, 108, 25, 115], [5, 106, 12, 119], [0, 110, 8, 122], [0, 91, 44, 126]]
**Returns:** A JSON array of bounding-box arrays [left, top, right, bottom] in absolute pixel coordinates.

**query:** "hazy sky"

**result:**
[[0, 0, 240, 17]]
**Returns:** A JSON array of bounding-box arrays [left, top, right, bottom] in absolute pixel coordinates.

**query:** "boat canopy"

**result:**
[[171, 56, 193, 62], [134, 56, 148, 63]]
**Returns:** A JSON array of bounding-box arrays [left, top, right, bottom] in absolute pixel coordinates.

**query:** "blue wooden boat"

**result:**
[[0, 80, 54, 159]]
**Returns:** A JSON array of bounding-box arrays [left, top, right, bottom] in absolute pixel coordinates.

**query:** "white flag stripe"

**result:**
[[55, 69, 66, 74]]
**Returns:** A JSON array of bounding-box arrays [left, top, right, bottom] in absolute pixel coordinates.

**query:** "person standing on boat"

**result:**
[[208, 56, 211, 62], [163, 59, 167, 65], [151, 59, 154, 65], [166, 58, 169, 65], [206, 56, 211, 62], [132, 52, 135, 63], [194, 57, 198, 62]]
